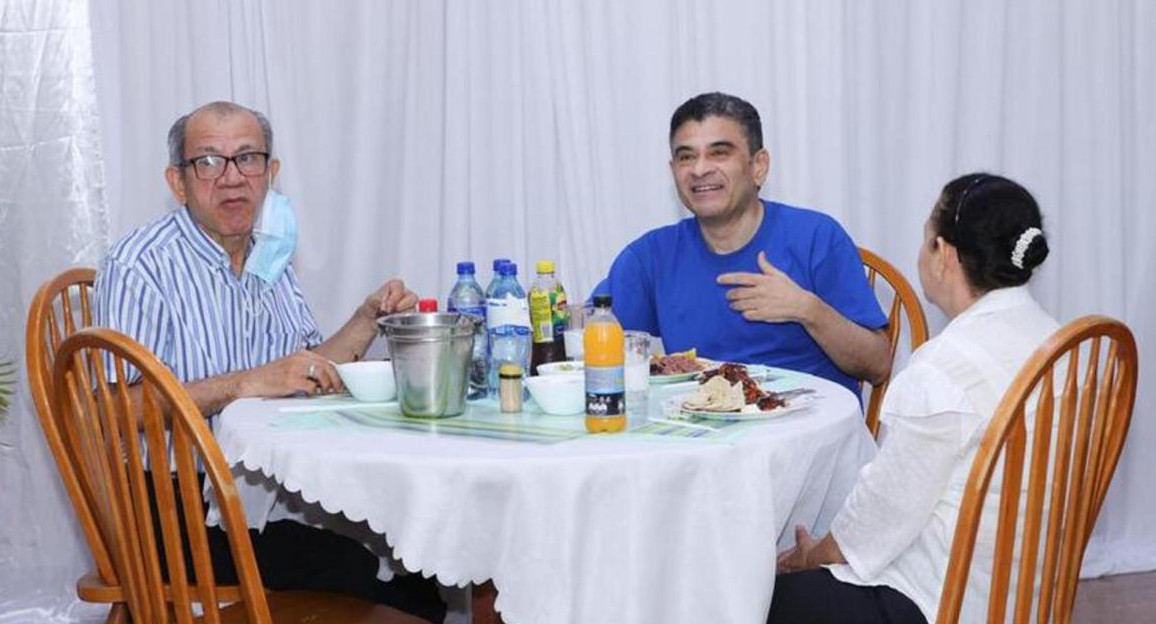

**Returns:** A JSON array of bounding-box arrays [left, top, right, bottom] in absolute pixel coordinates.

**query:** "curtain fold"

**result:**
[[0, 0, 109, 621]]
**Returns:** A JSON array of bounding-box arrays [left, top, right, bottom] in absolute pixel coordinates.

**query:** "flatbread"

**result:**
[[681, 376, 745, 412]]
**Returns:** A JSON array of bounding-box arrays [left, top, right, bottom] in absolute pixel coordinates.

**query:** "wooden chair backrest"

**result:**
[[25, 268, 118, 583], [935, 316, 1139, 624], [52, 327, 272, 624], [859, 247, 930, 436]]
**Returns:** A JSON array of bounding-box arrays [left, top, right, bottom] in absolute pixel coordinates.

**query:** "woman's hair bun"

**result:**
[[933, 173, 1048, 292]]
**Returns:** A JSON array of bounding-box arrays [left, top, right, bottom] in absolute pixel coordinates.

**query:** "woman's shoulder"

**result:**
[[882, 341, 972, 419]]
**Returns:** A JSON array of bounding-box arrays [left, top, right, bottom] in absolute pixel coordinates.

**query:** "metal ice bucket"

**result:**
[[378, 312, 476, 418]]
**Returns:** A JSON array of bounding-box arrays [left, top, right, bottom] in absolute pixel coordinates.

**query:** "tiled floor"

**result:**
[[1073, 571, 1156, 624]]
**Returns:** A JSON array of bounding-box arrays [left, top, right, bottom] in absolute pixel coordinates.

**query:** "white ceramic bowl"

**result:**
[[336, 360, 396, 402], [525, 374, 585, 415], [537, 360, 585, 376]]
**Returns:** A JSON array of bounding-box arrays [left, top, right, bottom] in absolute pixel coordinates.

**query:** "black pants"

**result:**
[[147, 473, 445, 623], [768, 569, 927, 624]]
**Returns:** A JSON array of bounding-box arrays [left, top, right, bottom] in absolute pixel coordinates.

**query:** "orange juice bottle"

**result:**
[[584, 294, 626, 433]]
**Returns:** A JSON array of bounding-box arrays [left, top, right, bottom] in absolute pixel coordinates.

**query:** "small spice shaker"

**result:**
[[498, 363, 524, 413]]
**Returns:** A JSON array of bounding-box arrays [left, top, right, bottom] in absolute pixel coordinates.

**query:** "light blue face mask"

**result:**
[[244, 188, 298, 283]]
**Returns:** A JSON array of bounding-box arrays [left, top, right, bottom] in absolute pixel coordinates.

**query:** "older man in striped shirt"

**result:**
[[93, 101, 445, 621]]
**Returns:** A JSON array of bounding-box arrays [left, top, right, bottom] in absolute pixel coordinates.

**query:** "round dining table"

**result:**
[[209, 368, 875, 624]]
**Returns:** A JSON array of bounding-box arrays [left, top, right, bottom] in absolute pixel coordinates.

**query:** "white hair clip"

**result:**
[[1011, 227, 1043, 269]]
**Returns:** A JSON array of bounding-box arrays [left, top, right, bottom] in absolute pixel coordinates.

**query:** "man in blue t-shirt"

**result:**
[[597, 92, 890, 396]]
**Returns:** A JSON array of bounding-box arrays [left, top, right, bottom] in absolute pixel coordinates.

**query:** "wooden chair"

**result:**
[[51, 327, 431, 624], [859, 247, 929, 437], [936, 316, 1139, 624], [26, 268, 142, 623]]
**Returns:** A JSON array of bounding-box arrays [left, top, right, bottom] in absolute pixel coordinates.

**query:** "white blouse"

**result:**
[[826, 286, 1060, 623]]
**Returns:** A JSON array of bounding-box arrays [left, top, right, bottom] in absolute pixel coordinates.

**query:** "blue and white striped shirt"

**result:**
[[94, 207, 322, 397]]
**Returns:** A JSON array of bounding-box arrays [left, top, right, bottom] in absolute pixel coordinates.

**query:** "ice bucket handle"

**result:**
[[377, 312, 479, 337]]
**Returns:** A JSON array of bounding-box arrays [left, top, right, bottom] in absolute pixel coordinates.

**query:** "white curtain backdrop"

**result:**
[[0, 0, 110, 621], [1, 0, 1152, 621]]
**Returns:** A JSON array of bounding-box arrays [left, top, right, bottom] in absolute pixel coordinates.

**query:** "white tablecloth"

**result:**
[[210, 371, 875, 624]]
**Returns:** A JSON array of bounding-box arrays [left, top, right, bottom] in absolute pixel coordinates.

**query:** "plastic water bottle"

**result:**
[[481, 258, 510, 397], [484, 258, 511, 299], [447, 261, 488, 400], [486, 262, 531, 398]]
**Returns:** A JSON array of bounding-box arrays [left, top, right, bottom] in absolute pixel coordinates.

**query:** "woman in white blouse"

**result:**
[[768, 173, 1057, 624]]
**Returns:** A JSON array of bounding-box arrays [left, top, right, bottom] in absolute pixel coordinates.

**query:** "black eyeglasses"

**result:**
[[181, 152, 270, 181]]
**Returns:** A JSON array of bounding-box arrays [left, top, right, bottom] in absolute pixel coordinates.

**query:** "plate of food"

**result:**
[[670, 362, 815, 421], [649, 349, 713, 384]]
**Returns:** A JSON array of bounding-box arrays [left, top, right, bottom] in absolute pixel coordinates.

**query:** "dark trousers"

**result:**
[[147, 473, 445, 623], [768, 569, 927, 624]]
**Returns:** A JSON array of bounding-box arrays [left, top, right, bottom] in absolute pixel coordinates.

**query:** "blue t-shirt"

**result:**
[[599, 200, 887, 395]]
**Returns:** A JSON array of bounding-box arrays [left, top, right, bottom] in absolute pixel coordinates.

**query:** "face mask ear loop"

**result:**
[[254, 178, 275, 236]]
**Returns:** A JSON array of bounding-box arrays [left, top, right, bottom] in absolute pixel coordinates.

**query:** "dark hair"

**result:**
[[167, 101, 273, 167], [931, 173, 1049, 293], [669, 92, 763, 154]]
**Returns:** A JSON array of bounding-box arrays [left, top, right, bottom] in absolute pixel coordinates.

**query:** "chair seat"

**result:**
[[213, 590, 433, 624]]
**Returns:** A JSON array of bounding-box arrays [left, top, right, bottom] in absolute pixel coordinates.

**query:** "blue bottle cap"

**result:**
[[456, 261, 476, 275], [499, 262, 518, 276], [492, 258, 511, 272]]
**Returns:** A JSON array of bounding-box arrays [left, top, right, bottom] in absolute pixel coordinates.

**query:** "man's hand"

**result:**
[[718, 251, 891, 384], [186, 280, 419, 415], [313, 277, 419, 366], [238, 350, 343, 398], [717, 251, 816, 323], [357, 278, 419, 322]]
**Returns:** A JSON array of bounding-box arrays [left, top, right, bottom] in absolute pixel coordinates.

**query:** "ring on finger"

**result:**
[[307, 363, 318, 381]]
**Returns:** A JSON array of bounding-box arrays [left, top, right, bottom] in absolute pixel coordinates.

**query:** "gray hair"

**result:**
[[167, 101, 274, 167]]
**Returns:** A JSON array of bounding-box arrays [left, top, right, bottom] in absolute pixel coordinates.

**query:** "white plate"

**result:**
[[651, 361, 778, 385], [665, 392, 817, 421], [650, 370, 702, 385], [649, 358, 717, 385]]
